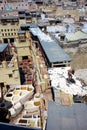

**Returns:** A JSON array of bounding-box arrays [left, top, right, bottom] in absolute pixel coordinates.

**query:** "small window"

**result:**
[[9, 74, 13, 78], [4, 29, 6, 31], [8, 29, 9, 31], [2, 33, 4, 36], [22, 56, 28, 60], [1, 7, 3, 10], [1, 29, 3, 32]]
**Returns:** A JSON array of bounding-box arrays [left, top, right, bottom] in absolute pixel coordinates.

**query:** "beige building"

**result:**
[[0, 16, 19, 43], [0, 44, 21, 85], [0, 14, 32, 43], [0, 0, 29, 11], [14, 30, 32, 61], [0, 29, 33, 86], [0, 13, 35, 86], [0, 60, 20, 85]]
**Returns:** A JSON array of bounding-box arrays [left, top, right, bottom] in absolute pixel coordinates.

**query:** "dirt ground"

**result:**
[[65, 45, 87, 85], [64, 43, 87, 70], [70, 53, 87, 70]]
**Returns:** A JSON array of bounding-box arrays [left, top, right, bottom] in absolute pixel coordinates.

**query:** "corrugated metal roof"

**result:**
[[30, 23, 38, 28], [20, 24, 30, 28], [29, 26, 42, 36], [38, 34, 71, 63], [66, 31, 87, 42], [46, 102, 87, 130], [0, 44, 8, 53], [29, 27, 71, 63], [18, 30, 25, 34], [0, 15, 18, 20]]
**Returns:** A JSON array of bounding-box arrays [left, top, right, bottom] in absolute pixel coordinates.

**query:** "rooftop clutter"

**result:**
[[48, 67, 87, 96]]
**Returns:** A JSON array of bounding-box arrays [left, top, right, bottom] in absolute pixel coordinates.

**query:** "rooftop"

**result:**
[[46, 101, 87, 130], [30, 26, 72, 63]]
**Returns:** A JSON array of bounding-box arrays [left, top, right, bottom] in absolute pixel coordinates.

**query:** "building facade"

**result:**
[[0, 0, 29, 11]]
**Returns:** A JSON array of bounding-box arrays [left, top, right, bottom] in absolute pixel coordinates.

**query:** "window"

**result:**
[[1, 7, 3, 10], [4, 29, 6, 31], [5, 33, 7, 36], [22, 56, 28, 60], [8, 74, 13, 78], [8, 29, 9, 31], [2, 33, 4, 36], [1, 29, 3, 32]]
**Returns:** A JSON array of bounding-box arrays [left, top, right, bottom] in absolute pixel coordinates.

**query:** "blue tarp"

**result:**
[[0, 44, 8, 53], [5, 7, 13, 12]]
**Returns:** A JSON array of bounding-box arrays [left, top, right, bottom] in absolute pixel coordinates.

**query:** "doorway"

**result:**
[[4, 38, 8, 43], [9, 38, 14, 43]]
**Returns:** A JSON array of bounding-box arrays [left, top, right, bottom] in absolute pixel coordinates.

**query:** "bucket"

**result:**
[[34, 93, 41, 106]]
